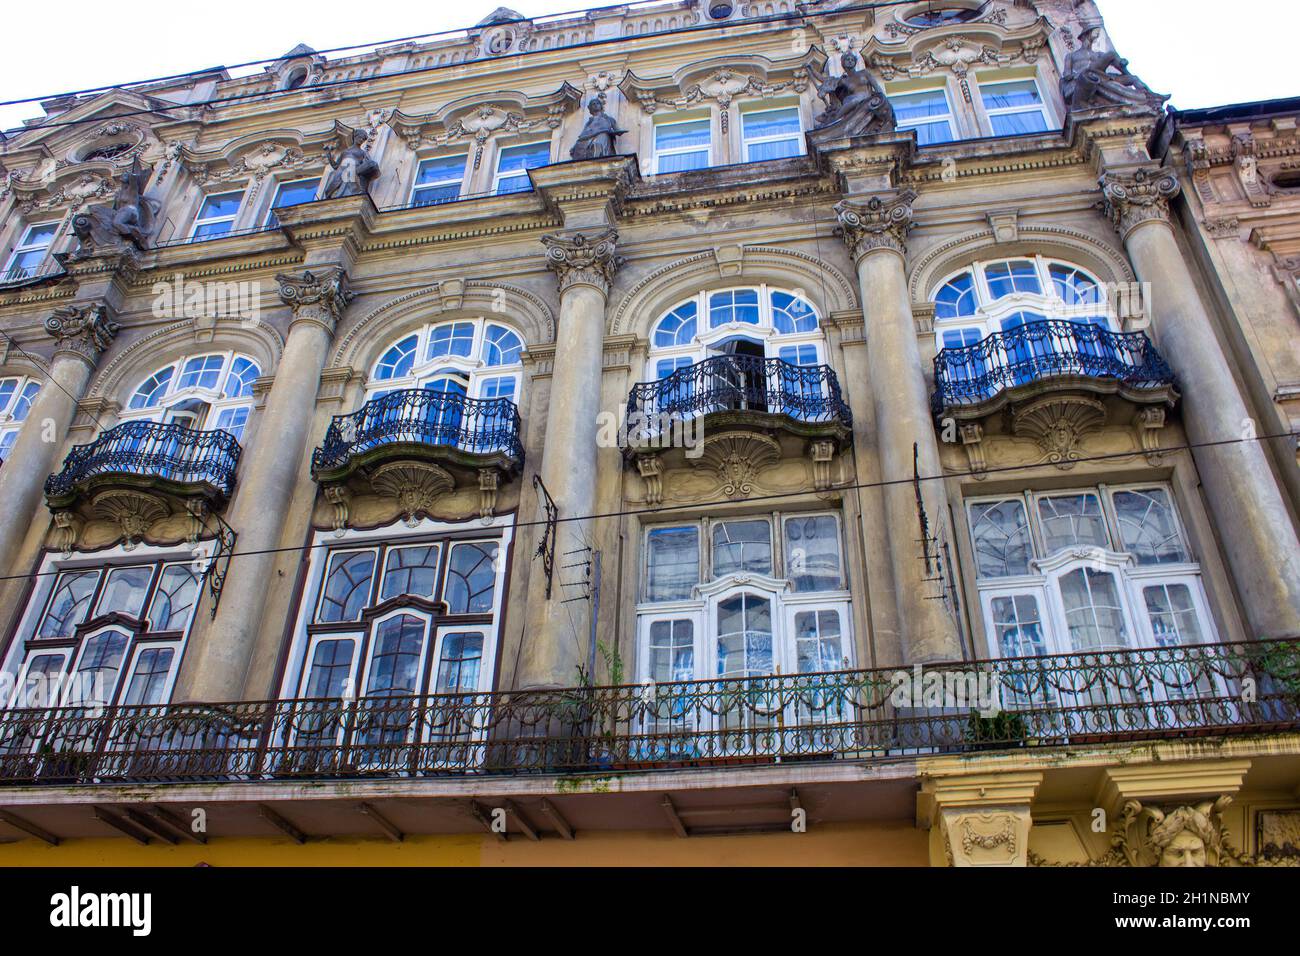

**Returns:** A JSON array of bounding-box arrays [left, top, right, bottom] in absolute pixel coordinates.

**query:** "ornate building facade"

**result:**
[[0, 0, 1298, 866]]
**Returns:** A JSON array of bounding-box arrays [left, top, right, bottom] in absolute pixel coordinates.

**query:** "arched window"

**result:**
[[366, 318, 524, 403], [0, 374, 40, 462], [930, 255, 1111, 352], [646, 285, 825, 380], [123, 351, 261, 441]]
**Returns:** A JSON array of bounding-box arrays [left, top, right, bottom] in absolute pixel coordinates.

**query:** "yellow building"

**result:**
[[0, 0, 1298, 868]]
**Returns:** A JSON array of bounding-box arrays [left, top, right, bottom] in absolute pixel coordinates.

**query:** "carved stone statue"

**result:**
[[569, 98, 626, 160], [1060, 25, 1166, 112], [322, 128, 380, 199], [1148, 801, 1226, 867], [808, 51, 896, 138], [70, 159, 158, 254]]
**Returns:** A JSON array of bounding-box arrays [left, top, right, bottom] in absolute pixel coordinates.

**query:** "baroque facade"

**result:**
[[0, 0, 1298, 866]]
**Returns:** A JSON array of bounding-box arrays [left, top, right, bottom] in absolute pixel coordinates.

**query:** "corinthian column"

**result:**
[[1102, 167, 1300, 637], [0, 304, 119, 575], [836, 192, 962, 664], [178, 268, 351, 701], [516, 229, 621, 689]]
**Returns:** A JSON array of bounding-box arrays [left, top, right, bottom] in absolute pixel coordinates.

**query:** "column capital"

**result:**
[[834, 190, 917, 261], [541, 228, 623, 296], [1100, 166, 1181, 239], [275, 267, 353, 335], [44, 303, 120, 365]]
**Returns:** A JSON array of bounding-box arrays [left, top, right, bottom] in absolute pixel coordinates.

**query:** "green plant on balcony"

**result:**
[[1248, 640, 1300, 703], [963, 709, 1028, 751]]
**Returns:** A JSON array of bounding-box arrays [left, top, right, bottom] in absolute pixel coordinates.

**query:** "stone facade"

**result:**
[[0, 0, 1298, 865]]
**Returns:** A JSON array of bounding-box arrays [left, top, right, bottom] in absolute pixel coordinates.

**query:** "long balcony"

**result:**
[[44, 420, 241, 515], [311, 389, 523, 522], [2, 640, 1295, 786], [624, 354, 852, 455]]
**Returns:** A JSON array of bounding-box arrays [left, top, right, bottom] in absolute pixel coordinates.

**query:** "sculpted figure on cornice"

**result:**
[[808, 50, 896, 137], [322, 128, 380, 199], [570, 98, 626, 160], [69, 159, 158, 254], [1060, 23, 1166, 113]]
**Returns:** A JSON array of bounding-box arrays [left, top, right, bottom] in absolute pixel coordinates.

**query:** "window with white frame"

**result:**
[[741, 104, 803, 161], [265, 177, 321, 226], [123, 351, 261, 441], [889, 86, 957, 145], [976, 76, 1053, 136], [3, 550, 205, 710], [931, 255, 1112, 359], [189, 190, 245, 239], [367, 318, 523, 404], [411, 154, 468, 206], [3, 222, 60, 281], [967, 485, 1217, 660], [0, 374, 40, 461], [637, 512, 852, 687], [652, 115, 711, 173], [493, 142, 549, 195]]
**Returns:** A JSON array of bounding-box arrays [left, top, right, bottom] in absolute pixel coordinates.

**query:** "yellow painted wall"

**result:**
[[0, 821, 927, 866]]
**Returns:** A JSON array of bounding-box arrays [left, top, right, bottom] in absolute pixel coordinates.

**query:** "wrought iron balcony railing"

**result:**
[[1, 639, 1295, 786], [931, 320, 1176, 417], [625, 354, 852, 434], [312, 388, 523, 474], [0, 259, 65, 287], [44, 420, 242, 501]]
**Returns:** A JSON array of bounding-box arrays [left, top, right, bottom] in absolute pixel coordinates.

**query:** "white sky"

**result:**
[[0, 0, 1295, 132]]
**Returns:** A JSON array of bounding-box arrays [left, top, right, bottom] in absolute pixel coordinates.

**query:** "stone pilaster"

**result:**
[[515, 229, 621, 690], [177, 268, 351, 701], [918, 771, 1044, 867], [1101, 165, 1300, 638], [836, 191, 962, 664], [0, 304, 119, 575]]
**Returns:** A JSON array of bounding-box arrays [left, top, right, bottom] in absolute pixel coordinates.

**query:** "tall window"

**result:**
[[265, 178, 321, 226], [890, 87, 956, 145], [637, 512, 851, 684], [493, 142, 549, 194], [124, 351, 261, 440], [978, 77, 1052, 136], [741, 105, 803, 161], [190, 191, 244, 239], [287, 529, 508, 704], [968, 485, 1216, 658], [653, 115, 711, 173], [4, 553, 204, 709], [3, 222, 60, 281], [0, 374, 40, 461], [411, 154, 468, 206]]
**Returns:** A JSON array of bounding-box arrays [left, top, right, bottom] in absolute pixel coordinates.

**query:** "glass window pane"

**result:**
[[365, 615, 427, 696], [1037, 493, 1108, 554], [497, 143, 550, 175], [969, 500, 1033, 577], [985, 260, 1042, 299], [990, 111, 1050, 136], [771, 291, 818, 334], [380, 545, 441, 602], [646, 526, 699, 601], [656, 119, 710, 151], [214, 406, 250, 442], [794, 608, 843, 673], [716, 593, 772, 678], [121, 646, 175, 706], [708, 288, 760, 327], [69, 630, 129, 707], [427, 322, 475, 361], [783, 515, 842, 591], [484, 325, 523, 366], [991, 594, 1048, 657], [22, 223, 59, 247], [982, 80, 1043, 110], [434, 631, 483, 694], [96, 566, 153, 618], [935, 272, 977, 319], [223, 357, 260, 398], [39, 570, 100, 638], [178, 355, 224, 391], [1144, 583, 1205, 647], [305, 638, 356, 698], [746, 138, 801, 162], [198, 193, 242, 219], [712, 520, 772, 578], [1059, 568, 1128, 651], [654, 302, 698, 347], [148, 565, 201, 631], [743, 108, 800, 140], [1049, 264, 1101, 306], [1113, 488, 1189, 565], [445, 542, 499, 613], [656, 149, 709, 173], [318, 551, 376, 623], [17, 653, 67, 708], [648, 619, 694, 683], [414, 154, 465, 203], [130, 367, 174, 408]]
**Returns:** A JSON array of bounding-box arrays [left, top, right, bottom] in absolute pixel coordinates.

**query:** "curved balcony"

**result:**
[[311, 389, 523, 522], [44, 420, 241, 513], [624, 355, 853, 452], [931, 320, 1177, 420]]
